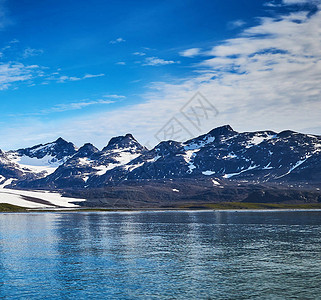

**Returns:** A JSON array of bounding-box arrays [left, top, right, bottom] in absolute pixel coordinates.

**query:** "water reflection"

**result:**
[[0, 211, 321, 299]]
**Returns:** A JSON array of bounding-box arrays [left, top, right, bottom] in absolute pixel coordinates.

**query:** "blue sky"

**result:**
[[0, 0, 320, 149]]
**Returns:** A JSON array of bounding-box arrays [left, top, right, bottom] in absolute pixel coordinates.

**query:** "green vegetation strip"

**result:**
[[0, 203, 27, 212], [2, 202, 321, 212], [180, 202, 321, 210]]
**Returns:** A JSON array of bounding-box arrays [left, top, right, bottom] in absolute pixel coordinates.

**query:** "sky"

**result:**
[[0, 0, 321, 150]]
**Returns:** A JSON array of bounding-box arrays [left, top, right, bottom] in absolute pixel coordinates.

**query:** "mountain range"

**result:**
[[1, 125, 321, 207]]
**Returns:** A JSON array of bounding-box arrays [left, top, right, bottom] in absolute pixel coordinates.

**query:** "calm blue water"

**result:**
[[1, 211, 321, 299]]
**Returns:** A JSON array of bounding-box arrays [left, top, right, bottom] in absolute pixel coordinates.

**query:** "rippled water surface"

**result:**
[[1, 210, 321, 299]]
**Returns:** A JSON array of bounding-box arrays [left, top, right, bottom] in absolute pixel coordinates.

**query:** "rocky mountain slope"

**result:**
[[0, 126, 320, 202]]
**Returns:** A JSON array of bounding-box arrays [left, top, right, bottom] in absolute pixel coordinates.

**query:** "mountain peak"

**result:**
[[54, 137, 68, 144], [277, 130, 297, 138], [73, 143, 99, 158], [124, 133, 135, 139], [103, 134, 145, 151], [15, 137, 77, 160], [208, 125, 236, 136]]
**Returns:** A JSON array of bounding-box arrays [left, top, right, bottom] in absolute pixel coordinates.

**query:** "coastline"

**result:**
[[3, 202, 321, 213]]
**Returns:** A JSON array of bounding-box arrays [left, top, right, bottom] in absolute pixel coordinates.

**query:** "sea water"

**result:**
[[0, 210, 321, 299]]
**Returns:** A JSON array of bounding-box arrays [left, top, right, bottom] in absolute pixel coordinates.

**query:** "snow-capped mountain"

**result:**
[[3, 125, 321, 190], [87, 125, 321, 187], [1, 138, 77, 186], [15, 134, 147, 189]]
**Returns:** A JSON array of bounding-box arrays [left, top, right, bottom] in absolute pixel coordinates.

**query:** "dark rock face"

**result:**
[[102, 134, 146, 152], [15, 137, 77, 160], [73, 143, 99, 158], [5, 125, 321, 190], [0, 150, 24, 180], [93, 125, 321, 186]]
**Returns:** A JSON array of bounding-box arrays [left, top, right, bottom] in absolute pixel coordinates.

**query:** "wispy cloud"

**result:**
[[133, 51, 146, 56], [103, 94, 126, 99], [264, 2, 282, 7], [23, 47, 44, 58], [0, 62, 42, 90], [10, 99, 116, 117], [109, 37, 125, 44], [179, 48, 201, 57], [44, 7, 321, 147], [46, 99, 115, 113], [227, 19, 246, 29], [283, 0, 318, 4], [116, 61, 126, 65], [9, 38, 19, 44], [0, 0, 12, 30], [143, 57, 179, 66], [55, 73, 104, 83], [2, 5, 321, 149], [0, 39, 19, 55], [0, 38, 104, 88], [266, 0, 321, 6], [83, 73, 104, 79]]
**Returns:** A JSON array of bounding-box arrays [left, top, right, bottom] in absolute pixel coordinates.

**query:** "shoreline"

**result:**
[[3, 202, 321, 213]]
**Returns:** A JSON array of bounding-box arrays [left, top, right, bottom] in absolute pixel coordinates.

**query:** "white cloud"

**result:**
[[0, 39, 18, 53], [9, 38, 19, 44], [56, 73, 104, 83], [23, 47, 44, 58], [109, 37, 126, 44], [283, 0, 317, 3], [116, 61, 126, 65], [60, 9, 321, 146], [103, 94, 126, 99], [133, 52, 146, 56], [0, 62, 41, 90], [47, 99, 115, 113], [143, 57, 179, 66], [179, 48, 201, 57], [264, 2, 282, 7], [2, 8, 321, 149], [83, 73, 104, 79], [0, 0, 11, 30], [11, 99, 116, 117], [58, 75, 80, 82], [265, 0, 321, 7], [228, 19, 246, 29]]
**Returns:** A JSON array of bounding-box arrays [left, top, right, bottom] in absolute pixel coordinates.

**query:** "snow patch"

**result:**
[[223, 165, 259, 178], [114, 151, 141, 165], [212, 179, 220, 185], [146, 155, 161, 163], [95, 165, 110, 176], [184, 135, 215, 150], [245, 134, 276, 148], [95, 150, 141, 175], [222, 153, 237, 159], [78, 158, 92, 166], [182, 149, 199, 174], [124, 162, 144, 171], [0, 192, 50, 208], [6, 152, 63, 175], [0, 175, 5, 183], [0, 178, 14, 188], [275, 156, 311, 179], [0, 186, 85, 208], [202, 170, 215, 176], [263, 162, 273, 170]]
